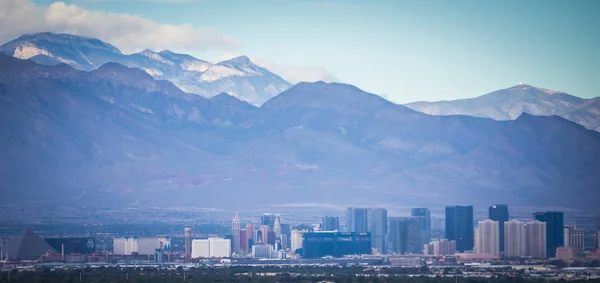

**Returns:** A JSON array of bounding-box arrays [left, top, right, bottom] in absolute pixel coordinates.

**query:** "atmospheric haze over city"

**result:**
[[0, 0, 600, 282]]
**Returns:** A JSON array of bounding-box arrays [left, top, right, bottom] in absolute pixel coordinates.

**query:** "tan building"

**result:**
[[526, 220, 546, 258], [424, 239, 456, 256], [476, 219, 500, 257], [564, 224, 585, 253], [504, 220, 526, 258], [556, 246, 576, 261]]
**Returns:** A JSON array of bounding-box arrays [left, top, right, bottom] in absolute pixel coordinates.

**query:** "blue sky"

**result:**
[[20, 0, 600, 102]]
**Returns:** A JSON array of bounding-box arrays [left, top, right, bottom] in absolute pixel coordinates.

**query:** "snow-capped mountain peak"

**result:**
[[222, 55, 252, 65], [1, 32, 292, 106]]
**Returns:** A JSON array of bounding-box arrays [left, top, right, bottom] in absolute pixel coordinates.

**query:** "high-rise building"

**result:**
[[504, 220, 526, 258], [191, 237, 231, 258], [526, 220, 547, 258], [411, 208, 431, 249], [564, 224, 585, 253], [368, 208, 388, 254], [475, 220, 500, 257], [346, 208, 369, 233], [533, 211, 564, 258], [291, 229, 306, 253], [431, 217, 446, 231], [388, 217, 423, 254], [184, 226, 192, 262], [261, 213, 280, 230], [231, 212, 242, 255], [209, 237, 231, 258], [489, 205, 509, 254], [596, 224, 600, 251], [245, 223, 254, 252], [239, 229, 247, 254], [192, 239, 210, 258], [259, 225, 269, 244], [445, 205, 474, 252], [302, 231, 371, 259], [280, 223, 291, 250], [273, 217, 281, 239], [322, 216, 340, 231]]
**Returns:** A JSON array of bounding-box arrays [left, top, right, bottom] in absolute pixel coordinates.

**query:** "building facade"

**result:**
[[346, 208, 369, 233], [113, 237, 171, 256], [526, 220, 547, 258], [445, 205, 474, 252], [475, 220, 500, 258], [489, 205, 509, 254], [291, 229, 306, 253], [192, 239, 210, 258], [368, 208, 388, 254], [504, 220, 526, 258], [302, 231, 371, 259], [424, 239, 456, 256], [533, 211, 564, 258], [231, 212, 242, 255], [564, 224, 585, 253], [389, 217, 423, 255], [261, 213, 280, 230], [411, 208, 431, 250], [322, 216, 340, 231]]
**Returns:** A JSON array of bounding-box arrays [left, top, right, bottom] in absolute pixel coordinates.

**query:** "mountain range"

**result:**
[[405, 84, 600, 132], [1, 54, 599, 212], [0, 32, 291, 106]]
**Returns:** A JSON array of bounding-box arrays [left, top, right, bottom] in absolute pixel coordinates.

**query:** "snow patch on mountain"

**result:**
[[200, 65, 248, 81], [13, 44, 52, 59], [181, 61, 211, 72], [139, 50, 174, 66], [143, 68, 163, 76]]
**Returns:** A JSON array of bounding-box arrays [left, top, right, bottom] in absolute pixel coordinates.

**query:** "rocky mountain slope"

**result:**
[[405, 84, 600, 131], [0, 32, 291, 105], [1, 55, 599, 212]]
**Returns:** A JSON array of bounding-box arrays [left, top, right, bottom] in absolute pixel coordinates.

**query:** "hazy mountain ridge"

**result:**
[[405, 84, 600, 131], [1, 55, 600, 212], [0, 32, 291, 106]]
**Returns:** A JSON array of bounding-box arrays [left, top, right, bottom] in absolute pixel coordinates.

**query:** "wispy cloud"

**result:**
[[0, 0, 240, 53]]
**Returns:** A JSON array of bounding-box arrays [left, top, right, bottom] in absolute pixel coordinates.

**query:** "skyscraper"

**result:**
[[290, 229, 306, 253], [475, 220, 500, 257], [273, 217, 281, 239], [184, 226, 192, 263], [245, 223, 254, 252], [489, 205, 509, 254], [504, 220, 526, 258], [533, 211, 564, 258], [258, 225, 269, 244], [280, 223, 291, 250], [411, 208, 431, 248], [231, 212, 241, 255], [388, 217, 423, 254], [346, 208, 369, 233], [368, 208, 388, 254], [526, 220, 546, 258], [564, 224, 585, 253], [261, 213, 280, 230], [322, 216, 340, 231], [445, 205, 474, 252]]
